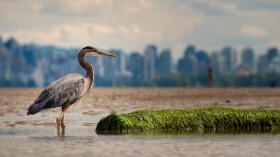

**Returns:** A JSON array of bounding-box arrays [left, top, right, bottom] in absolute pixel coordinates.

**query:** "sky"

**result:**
[[1, 0, 280, 60]]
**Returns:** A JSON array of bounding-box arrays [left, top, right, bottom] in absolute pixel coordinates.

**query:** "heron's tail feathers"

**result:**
[[27, 102, 44, 115]]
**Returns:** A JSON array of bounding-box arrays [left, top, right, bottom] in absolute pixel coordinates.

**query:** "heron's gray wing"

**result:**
[[27, 73, 86, 115]]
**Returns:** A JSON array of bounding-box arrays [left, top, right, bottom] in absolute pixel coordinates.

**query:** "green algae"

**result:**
[[96, 107, 280, 134]]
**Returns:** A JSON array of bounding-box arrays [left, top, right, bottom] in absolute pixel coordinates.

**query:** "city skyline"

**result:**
[[1, 36, 280, 87]]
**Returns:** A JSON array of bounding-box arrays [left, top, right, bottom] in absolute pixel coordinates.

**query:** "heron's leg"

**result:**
[[56, 122, 66, 136], [61, 105, 70, 125], [55, 105, 70, 127]]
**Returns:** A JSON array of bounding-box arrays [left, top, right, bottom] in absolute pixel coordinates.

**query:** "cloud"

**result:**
[[2, 23, 162, 50], [240, 25, 267, 38], [191, 0, 238, 15], [1, 0, 280, 60], [0, 0, 203, 57], [235, 0, 280, 12]]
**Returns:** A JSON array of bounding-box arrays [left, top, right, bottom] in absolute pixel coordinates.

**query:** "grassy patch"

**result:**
[[96, 107, 280, 134]]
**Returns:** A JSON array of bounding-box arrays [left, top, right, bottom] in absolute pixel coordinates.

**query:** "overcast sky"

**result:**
[[1, 0, 280, 60]]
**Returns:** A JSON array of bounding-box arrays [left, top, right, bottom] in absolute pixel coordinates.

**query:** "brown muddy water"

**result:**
[[1, 88, 280, 157]]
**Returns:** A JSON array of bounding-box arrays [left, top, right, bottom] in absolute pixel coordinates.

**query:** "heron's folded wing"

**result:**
[[27, 73, 86, 115]]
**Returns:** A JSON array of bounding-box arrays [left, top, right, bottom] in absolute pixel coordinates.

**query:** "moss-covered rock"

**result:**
[[96, 107, 280, 134]]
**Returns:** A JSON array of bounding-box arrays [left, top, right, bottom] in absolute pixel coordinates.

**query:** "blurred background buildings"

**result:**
[[0, 36, 280, 87]]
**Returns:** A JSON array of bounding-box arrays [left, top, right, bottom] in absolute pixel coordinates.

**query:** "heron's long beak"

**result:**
[[97, 51, 116, 57]]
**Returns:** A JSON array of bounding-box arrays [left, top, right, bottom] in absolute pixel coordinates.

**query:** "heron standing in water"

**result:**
[[27, 46, 116, 129]]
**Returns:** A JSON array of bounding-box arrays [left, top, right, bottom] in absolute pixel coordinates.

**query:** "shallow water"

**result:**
[[1, 88, 280, 157], [1, 113, 280, 157]]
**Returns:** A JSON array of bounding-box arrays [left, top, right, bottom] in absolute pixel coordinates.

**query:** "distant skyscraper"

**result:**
[[128, 52, 144, 80], [109, 49, 126, 76], [267, 47, 278, 65], [102, 49, 127, 84], [0, 47, 11, 85], [257, 54, 268, 75], [178, 45, 197, 76], [241, 48, 255, 73], [268, 56, 280, 73], [209, 51, 222, 77], [178, 57, 197, 76], [143, 45, 157, 82], [184, 45, 196, 58], [196, 50, 209, 76], [221, 47, 237, 75], [157, 49, 172, 77], [4, 38, 19, 55]]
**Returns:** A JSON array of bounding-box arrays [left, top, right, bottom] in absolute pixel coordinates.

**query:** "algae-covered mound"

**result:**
[[96, 107, 280, 133]]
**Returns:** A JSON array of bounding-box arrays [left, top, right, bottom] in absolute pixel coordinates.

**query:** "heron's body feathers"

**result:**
[[27, 73, 89, 115]]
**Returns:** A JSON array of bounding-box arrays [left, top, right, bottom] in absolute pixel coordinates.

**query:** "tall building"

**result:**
[[184, 45, 196, 58], [177, 56, 197, 76], [0, 47, 11, 86], [240, 48, 255, 73], [220, 47, 237, 75], [157, 49, 172, 77], [196, 50, 209, 76], [143, 45, 157, 82], [177, 45, 197, 76], [209, 51, 222, 77], [257, 54, 268, 75], [268, 56, 280, 73], [267, 47, 278, 65], [127, 52, 144, 80], [109, 49, 126, 76]]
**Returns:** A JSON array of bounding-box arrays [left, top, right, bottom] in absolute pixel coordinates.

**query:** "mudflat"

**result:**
[[1, 87, 280, 117]]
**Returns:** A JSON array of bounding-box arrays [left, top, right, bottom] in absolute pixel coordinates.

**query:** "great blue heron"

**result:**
[[27, 46, 116, 128]]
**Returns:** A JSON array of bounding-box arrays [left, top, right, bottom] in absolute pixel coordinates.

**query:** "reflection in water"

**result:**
[[96, 128, 280, 136], [57, 123, 65, 136]]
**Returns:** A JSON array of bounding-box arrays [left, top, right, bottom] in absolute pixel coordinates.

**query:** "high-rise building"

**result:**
[[127, 52, 144, 80], [102, 49, 128, 84], [109, 49, 126, 76], [268, 56, 280, 73], [209, 51, 222, 77], [196, 50, 209, 76], [267, 47, 278, 65], [240, 48, 255, 73], [257, 54, 268, 75], [220, 47, 237, 75], [143, 45, 157, 82], [184, 45, 196, 58], [177, 45, 197, 76], [157, 49, 172, 77], [177, 55, 197, 76]]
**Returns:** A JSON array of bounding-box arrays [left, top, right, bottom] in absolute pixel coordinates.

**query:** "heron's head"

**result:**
[[82, 46, 116, 57]]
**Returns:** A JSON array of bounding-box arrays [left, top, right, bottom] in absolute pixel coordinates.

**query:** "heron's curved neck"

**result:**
[[78, 51, 94, 85]]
